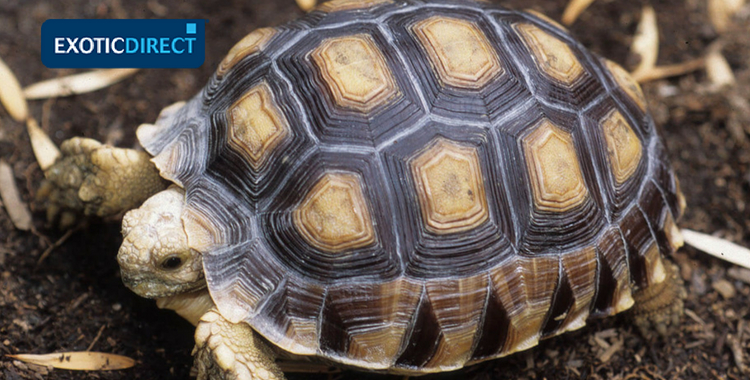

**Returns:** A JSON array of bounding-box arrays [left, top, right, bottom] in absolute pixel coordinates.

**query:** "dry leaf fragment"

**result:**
[[682, 229, 750, 270], [27, 118, 61, 172], [705, 48, 736, 88], [296, 0, 316, 12], [7, 352, 135, 371], [709, 0, 746, 33], [0, 160, 33, 231], [630, 6, 659, 82], [23, 69, 139, 100], [0, 55, 29, 122], [561, 0, 597, 26]]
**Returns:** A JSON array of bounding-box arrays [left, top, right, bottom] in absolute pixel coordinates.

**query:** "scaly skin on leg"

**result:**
[[194, 310, 285, 380], [37, 137, 168, 227], [631, 262, 687, 337]]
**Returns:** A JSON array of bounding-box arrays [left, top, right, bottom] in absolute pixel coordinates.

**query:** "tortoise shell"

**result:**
[[137, 0, 685, 373]]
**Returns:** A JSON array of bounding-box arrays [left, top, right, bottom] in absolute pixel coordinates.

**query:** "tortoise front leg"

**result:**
[[194, 309, 286, 380], [37, 137, 168, 227]]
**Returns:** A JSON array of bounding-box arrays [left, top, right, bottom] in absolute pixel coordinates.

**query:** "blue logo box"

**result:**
[[42, 19, 206, 69]]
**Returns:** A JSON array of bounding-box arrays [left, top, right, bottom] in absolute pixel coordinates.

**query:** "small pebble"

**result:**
[[112, 303, 122, 311], [712, 279, 736, 299]]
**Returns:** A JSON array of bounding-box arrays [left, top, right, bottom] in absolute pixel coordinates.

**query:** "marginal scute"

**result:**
[[524, 9, 568, 32], [345, 278, 422, 368], [559, 247, 596, 332], [515, 23, 584, 85], [424, 274, 488, 367], [675, 177, 687, 217], [293, 172, 376, 253], [601, 109, 643, 185], [311, 34, 399, 113], [227, 81, 290, 171], [643, 242, 667, 285], [151, 142, 184, 186], [412, 16, 503, 89], [410, 138, 489, 234], [490, 256, 559, 355], [317, 0, 393, 12], [595, 228, 635, 316], [663, 212, 684, 252], [523, 120, 588, 212], [603, 59, 647, 111], [183, 206, 222, 253], [218, 28, 276, 76]]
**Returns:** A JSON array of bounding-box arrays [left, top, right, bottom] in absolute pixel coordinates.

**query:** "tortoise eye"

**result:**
[[161, 256, 183, 270]]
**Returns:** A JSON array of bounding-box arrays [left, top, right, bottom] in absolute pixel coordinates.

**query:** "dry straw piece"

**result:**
[[630, 6, 659, 82], [7, 352, 135, 371], [561, 0, 597, 26], [0, 160, 33, 231], [632, 58, 706, 83], [681, 229, 750, 270], [23, 69, 139, 100], [27, 118, 61, 172], [0, 55, 29, 122]]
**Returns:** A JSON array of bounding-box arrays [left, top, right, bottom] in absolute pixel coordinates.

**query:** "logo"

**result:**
[[42, 19, 206, 69]]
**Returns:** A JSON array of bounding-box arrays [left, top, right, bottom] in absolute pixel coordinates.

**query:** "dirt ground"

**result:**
[[1, 0, 749, 379]]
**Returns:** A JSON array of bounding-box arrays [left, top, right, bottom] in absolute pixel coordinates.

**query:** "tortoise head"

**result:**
[[117, 186, 205, 298]]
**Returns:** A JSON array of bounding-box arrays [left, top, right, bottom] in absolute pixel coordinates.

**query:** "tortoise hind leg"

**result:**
[[194, 310, 286, 380], [37, 137, 168, 227], [630, 261, 686, 336]]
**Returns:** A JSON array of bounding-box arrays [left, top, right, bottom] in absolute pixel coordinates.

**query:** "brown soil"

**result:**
[[1, 1, 748, 379]]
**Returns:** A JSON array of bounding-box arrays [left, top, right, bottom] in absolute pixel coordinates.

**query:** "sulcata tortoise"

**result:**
[[40, 0, 687, 378]]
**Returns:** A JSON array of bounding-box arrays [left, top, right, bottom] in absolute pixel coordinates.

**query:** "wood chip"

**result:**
[[598, 337, 623, 363], [561, 0, 597, 25], [23, 69, 139, 100], [705, 48, 736, 88], [630, 6, 659, 81], [0, 55, 29, 122], [0, 160, 33, 231], [27, 118, 61, 172], [6, 352, 135, 371], [727, 334, 747, 374], [681, 229, 750, 269], [712, 279, 736, 299]]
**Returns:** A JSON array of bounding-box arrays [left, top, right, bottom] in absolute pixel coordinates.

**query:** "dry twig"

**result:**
[[37, 228, 78, 265]]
